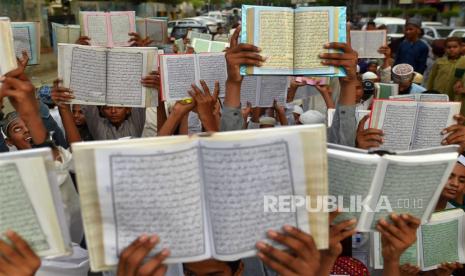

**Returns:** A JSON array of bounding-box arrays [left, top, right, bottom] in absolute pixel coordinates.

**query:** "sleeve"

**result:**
[[220, 106, 244, 132], [128, 108, 146, 137], [141, 107, 157, 137], [427, 62, 438, 90], [327, 105, 356, 147]]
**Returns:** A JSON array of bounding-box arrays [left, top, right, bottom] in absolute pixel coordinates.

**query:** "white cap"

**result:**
[[259, 116, 276, 126], [292, 105, 304, 115], [459, 155, 465, 167], [299, 110, 325, 125], [362, 71, 378, 81]]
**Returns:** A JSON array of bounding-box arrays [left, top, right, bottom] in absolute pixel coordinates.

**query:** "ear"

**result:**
[[5, 137, 13, 147]]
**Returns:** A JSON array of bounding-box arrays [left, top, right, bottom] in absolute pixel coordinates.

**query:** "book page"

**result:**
[[210, 41, 228, 53], [327, 150, 379, 229], [94, 142, 209, 265], [110, 12, 135, 47], [350, 30, 385, 58], [418, 93, 449, 102], [240, 76, 259, 107], [374, 232, 419, 268], [192, 38, 211, 53], [135, 18, 147, 37], [68, 25, 81, 44], [12, 25, 33, 62], [146, 19, 167, 44], [421, 219, 460, 269], [368, 155, 455, 230], [0, 163, 49, 252], [294, 10, 330, 70], [84, 14, 108, 46], [200, 134, 309, 260], [69, 46, 107, 105], [370, 101, 417, 151], [255, 8, 294, 72], [412, 102, 458, 150], [161, 55, 196, 101], [197, 53, 227, 98], [258, 75, 288, 107], [106, 49, 145, 106], [0, 19, 17, 75]]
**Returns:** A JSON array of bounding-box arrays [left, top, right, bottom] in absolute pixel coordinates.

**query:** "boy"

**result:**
[[394, 18, 429, 74], [391, 63, 426, 95], [427, 37, 465, 99]]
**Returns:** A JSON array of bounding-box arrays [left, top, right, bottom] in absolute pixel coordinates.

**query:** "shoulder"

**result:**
[[411, 83, 427, 94]]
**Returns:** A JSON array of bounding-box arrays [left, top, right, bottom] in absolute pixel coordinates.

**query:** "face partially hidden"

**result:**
[[398, 79, 413, 93], [6, 118, 33, 150], [183, 259, 238, 276], [446, 41, 461, 59], [72, 104, 86, 127], [101, 106, 131, 127], [442, 163, 465, 200]]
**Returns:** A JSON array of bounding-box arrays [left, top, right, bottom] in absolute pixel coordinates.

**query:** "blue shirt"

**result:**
[[394, 39, 429, 74]]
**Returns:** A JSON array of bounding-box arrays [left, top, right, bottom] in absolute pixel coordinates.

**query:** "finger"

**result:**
[[229, 25, 241, 48], [269, 228, 313, 260], [117, 235, 149, 276], [231, 52, 266, 62], [53, 79, 62, 89], [5, 231, 37, 260], [124, 235, 159, 276], [444, 134, 465, 146], [324, 42, 351, 53], [199, 80, 211, 97], [454, 114, 465, 125], [390, 213, 409, 235], [377, 219, 405, 242], [191, 83, 204, 98], [361, 128, 384, 136], [442, 124, 463, 134], [400, 214, 420, 228], [346, 22, 351, 48], [231, 43, 261, 54], [319, 53, 353, 60], [213, 81, 220, 100], [362, 134, 384, 144], [358, 115, 370, 132], [0, 239, 22, 266], [137, 249, 170, 276], [376, 225, 404, 249], [256, 243, 299, 275], [1, 77, 33, 95]]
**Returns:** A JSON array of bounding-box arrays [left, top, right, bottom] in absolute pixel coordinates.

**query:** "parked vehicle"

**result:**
[[169, 23, 210, 41], [372, 17, 406, 40], [422, 26, 455, 44], [422, 21, 445, 27], [450, 29, 465, 38]]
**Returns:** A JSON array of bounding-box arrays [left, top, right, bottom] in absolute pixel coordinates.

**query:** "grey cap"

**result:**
[[406, 17, 422, 29], [0, 111, 20, 138]]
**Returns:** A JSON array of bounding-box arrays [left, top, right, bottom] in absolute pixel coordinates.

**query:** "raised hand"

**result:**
[[128, 32, 154, 47], [0, 230, 41, 276], [188, 80, 220, 132], [256, 225, 321, 276], [399, 264, 421, 276], [117, 235, 169, 276], [75, 36, 91, 45], [6, 50, 29, 79], [141, 71, 161, 90], [441, 114, 465, 152], [356, 115, 384, 149], [51, 79, 74, 107]]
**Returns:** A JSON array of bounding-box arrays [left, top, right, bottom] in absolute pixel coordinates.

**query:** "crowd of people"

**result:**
[[1, 11, 465, 276]]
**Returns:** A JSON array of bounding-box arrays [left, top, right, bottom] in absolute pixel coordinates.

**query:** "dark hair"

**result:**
[[367, 21, 375, 27], [422, 90, 441, 94], [461, 37, 465, 44], [445, 36, 462, 46], [432, 39, 446, 57], [226, 260, 241, 273]]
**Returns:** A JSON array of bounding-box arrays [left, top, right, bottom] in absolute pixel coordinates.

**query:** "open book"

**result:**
[[241, 5, 346, 76], [135, 17, 168, 45], [0, 148, 71, 258], [192, 38, 229, 53], [240, 75, 289, 107], [369, 99, 462, 151], [350, 30, 386, 58], [51, 23, 80, 52], [11, 22, 40, 65], [187, 30, 213, 41], [372, 208, 465, 271], [72, 125, 329, 271], [0, 18, 17, 75], [160, 53, 227, 101], [58, 44, 157, 107], [389, 93, 449, 102], [328, 147, 457, 232], [374, 83, 398, 99], [79, 11, 135, 47]]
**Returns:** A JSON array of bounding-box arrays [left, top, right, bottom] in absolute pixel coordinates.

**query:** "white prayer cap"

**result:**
[[299, 110, 325, 125], [392, 64, 414, 83], [458, 155, 465, 167], [292, 105, 304, 115], [362, 71, 378, 81], [259, 116, 276, 126]]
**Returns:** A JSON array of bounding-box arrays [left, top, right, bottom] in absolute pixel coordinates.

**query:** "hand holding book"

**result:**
[[0, 231, 41, 276]]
